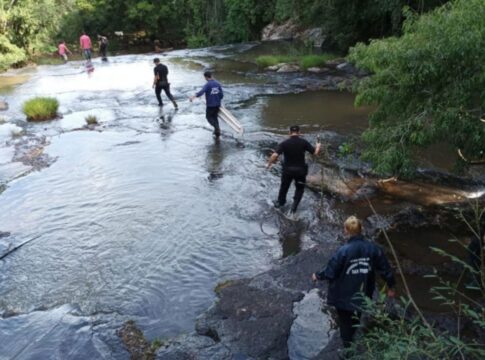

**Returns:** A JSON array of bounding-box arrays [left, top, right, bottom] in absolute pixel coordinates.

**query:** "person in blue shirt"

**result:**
[[312, 216, 395, 349], [190, 71, 224, 137]]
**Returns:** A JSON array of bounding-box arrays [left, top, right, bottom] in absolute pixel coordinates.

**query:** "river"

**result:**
[[0, 43, 477, 359]]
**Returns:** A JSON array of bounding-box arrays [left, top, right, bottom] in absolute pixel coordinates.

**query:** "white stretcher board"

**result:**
[[218, 106, 244, 135]]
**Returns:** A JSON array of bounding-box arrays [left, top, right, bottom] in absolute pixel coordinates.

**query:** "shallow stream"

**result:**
[[0, 43, 477, 359]]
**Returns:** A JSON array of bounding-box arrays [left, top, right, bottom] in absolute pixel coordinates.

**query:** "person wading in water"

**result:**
[[79, 31, 92, 60], [153, 58, 178, 109], [189, 71, 224, 138], [312, 216, 396, 351], [267, 125, 321, 214]]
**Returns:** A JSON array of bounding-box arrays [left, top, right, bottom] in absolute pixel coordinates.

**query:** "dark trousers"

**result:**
[[277, 166, 307, 211], [336, 309, 362, 348], [155, 84, 176, 106], [100, 44, 107, 60], [206, 106, 220, 135]]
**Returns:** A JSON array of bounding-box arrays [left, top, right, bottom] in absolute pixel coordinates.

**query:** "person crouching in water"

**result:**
[[153, 58, 178, 109], [190, 71, 223, 138], [267, 125, 320, 214], [312, 216, 396, 350], [58, 41, 71, 63]]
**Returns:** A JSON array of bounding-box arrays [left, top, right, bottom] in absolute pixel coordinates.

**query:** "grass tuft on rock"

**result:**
[[85, 114, 98, 125], [22, 97, 59, 121]]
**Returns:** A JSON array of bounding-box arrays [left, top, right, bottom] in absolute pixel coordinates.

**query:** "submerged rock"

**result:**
[[156, 334, 232, 360], [0, 100, 8, 111]]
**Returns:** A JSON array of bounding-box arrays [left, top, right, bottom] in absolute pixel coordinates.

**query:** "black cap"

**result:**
[[290, 125, 300, 133], [204, 71, 212, 78]]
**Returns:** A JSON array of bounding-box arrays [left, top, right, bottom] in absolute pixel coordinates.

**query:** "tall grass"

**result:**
[[22, 97, 59, 121]]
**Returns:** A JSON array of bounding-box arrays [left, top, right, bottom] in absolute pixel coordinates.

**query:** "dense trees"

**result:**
[[0, 0, 450, 70], [349, 0, 485, 176]]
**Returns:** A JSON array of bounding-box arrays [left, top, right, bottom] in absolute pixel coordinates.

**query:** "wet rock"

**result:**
[[0, 100, 8, 111], [194, 246, 336, 359], [262, 20, 300, 41], [307, 67, 328, 74], [0, 231, 10, 238], [288, 289, 336, 359], [156, 334, 232, 360], [324, 59, 346, 69], [277, 64, 301, 73], [266, 64, 282, 71], [117, 320, 156, 360], [336, 62, 355, 74]]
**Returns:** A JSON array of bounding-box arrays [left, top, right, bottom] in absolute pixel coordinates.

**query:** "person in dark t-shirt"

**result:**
[[153, 58, 178, 109], [267, 125, 321, 213]]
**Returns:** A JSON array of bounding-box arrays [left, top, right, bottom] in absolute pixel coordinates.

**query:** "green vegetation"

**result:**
[[256, 53, 335, 70], [85, 114, 98, 125], [349, 0, 485, 177], [0, 0, 450, 71], [22, 97, 59, 121], [347, 205, 485, 359]]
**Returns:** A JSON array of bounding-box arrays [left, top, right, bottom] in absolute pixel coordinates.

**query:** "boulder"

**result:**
[[261, 20, 300, 41], [276, 64, 300, 73], [0, 100, 8, 111], [336, 62, 357, 74], [266, 65, 281, 71], [296, 28, 326, 48], [324, 58, 346, 69], [307, 67, 328, 74]]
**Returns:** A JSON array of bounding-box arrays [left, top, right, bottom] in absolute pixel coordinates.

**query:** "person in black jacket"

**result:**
[[312, 216, 396, 349], [153, 58, 178, 109], [267, 125, 321, 213]]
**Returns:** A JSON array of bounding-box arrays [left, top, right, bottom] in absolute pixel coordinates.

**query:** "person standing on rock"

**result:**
[[153, 58, 178, 109], [267, 125, 321, 214], [312, 216, 396, 350], [189, 71, 223, 138], [80, 31, 92, 60]]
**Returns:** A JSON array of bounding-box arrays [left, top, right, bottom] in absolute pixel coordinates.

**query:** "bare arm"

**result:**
[[314, 142, 321, 156], [266, 152, 279, 169]]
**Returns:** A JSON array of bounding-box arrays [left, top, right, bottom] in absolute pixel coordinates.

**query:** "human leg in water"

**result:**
[[276, 171, 294, 208], [155, 84, 163, 106], [206, 107, 221, 137], [290, 168, 307, 213], [162, 84, 178, 109]]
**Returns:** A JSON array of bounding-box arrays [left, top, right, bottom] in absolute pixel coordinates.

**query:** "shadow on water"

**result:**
[[260, 91, 370, 135]]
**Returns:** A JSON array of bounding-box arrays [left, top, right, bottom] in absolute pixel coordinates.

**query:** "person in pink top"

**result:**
[[58, 41, 71, 63], [79, 31, 92, 60]]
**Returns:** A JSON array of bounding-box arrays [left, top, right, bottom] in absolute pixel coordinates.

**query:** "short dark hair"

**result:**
[[289, 125, 300, 133], [153, 58, 160, 64], [204, 71, 212, 78]]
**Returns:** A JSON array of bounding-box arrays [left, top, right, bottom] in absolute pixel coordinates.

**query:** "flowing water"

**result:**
[[0, 43, 476, 359]]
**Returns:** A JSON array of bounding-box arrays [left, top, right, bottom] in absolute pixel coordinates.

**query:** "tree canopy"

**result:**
[[349, 0, 485, 177]]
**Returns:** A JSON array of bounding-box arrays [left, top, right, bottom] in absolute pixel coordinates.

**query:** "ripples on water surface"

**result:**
[[0, 44, 367, 358]]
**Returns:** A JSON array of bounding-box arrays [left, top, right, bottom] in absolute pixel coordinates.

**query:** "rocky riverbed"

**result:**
[[0, 42, 483, 359]]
